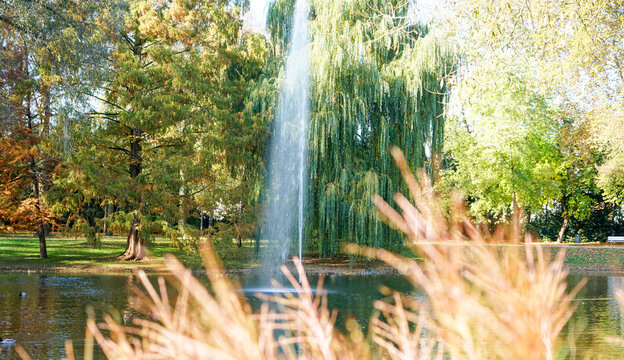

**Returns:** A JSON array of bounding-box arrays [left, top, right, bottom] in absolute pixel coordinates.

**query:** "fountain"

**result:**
[[260, 0, 310, 276]]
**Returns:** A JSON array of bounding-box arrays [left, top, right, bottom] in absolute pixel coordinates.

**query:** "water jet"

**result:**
[[260, 0, 310, 280]]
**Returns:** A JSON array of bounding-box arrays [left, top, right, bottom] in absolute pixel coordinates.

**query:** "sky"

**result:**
[[242, 0, 271, 33], [243, 0, 442, 33]]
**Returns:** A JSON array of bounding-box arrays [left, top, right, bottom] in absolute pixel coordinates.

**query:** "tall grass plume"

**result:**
[[59, 147, 584, 360]]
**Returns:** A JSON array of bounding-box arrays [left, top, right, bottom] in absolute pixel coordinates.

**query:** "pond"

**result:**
[[0, 272, 623, 359]]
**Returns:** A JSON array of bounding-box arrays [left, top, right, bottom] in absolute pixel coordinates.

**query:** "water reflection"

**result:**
[[0, 274, 134, 360], [561, 274, 624, 359], [235, 273, 423, 331], [608, 276, 624, 337], [0, 273, 623, 359]]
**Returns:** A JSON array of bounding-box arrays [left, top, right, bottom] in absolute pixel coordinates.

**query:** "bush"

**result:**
[[170, 225, 201, 254], [64, 218, 102, 248], [85, 227, 102, 248]]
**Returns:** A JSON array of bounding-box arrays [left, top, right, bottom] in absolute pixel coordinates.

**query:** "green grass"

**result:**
[[377, 242, 624, 272], [3, 236, 622, 273], [0, 236, 130, 266], [0, 235, 260, 272], [552, 245, 624, 270], [148, 237, 261, 270]]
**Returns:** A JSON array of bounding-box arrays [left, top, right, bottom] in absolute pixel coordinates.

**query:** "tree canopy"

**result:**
[[1, 0, 624, 262], [437, 0, 624, 239], [445, 68, 560, 222], [259, 0, 453, 255]]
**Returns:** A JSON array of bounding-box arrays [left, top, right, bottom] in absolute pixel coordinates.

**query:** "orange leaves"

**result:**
[[169, 0, 190, 22], [0, 125, 57, 231], [5, 197, 56, 230]]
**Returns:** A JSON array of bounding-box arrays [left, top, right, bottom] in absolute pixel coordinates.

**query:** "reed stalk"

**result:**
[[58, 147, 585, 360]]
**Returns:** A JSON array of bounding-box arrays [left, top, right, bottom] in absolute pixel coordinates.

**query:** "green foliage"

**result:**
[[170, 226, 201, 253], [104, 212, 134, 236], [263, 0, 453, 256], [445, 68, 560, 222], [440, 0, 624, 231], [4, 0, 623, 257], [53, 0, 270, 250], [84, 226, 103, 248], [528, 197, 624, 243], [598, 155, 624, 205]]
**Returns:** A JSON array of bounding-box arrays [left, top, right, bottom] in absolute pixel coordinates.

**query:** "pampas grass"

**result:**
[[59, 147, 584, 360], [355, 147, 586, 360]]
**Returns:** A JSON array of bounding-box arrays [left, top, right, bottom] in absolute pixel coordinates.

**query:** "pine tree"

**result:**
[[78, 0, 261, 260]]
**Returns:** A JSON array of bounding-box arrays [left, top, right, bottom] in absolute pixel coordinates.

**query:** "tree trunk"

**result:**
[[41, 84, 52, 136], [26, 88, 48, 259], [200, 210, 204, 235], [38, 80, 53, 259], [178, 170, 188, 240], [556, 196, 570, 243], [105, 202, 113, 235], [36, 181, 48, 259], [557, 213, 570, 243], [121, 214, 145, 261], [38, 220, 48, 259], [512, 192, 520, 242], [32, 163, 48, 259], [120, 126, 146, 261], [103, 201, 108, 235]]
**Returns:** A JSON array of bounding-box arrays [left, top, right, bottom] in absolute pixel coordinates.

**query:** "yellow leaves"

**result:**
[[131, 0, 230, 48], [138, 17, 167, 39], [170, 0, 190, 22]]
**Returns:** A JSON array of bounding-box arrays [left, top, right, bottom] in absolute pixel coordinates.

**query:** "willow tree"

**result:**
[[264, 0, 453, 256]]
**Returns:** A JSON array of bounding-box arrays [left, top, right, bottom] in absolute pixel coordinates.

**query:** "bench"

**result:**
[[607, 236, 624, 245]]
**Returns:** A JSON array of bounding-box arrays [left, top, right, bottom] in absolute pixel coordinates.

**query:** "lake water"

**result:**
[[0, 272, 623, 359]]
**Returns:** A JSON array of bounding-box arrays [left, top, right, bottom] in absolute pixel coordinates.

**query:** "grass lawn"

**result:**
[[552, 245, 624, 271], [0, 235, 260, 273], [2, 235, 624, 274]]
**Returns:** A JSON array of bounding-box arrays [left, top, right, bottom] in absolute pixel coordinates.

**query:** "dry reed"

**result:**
[[57, 147, 584, 360], [352, 147, 585, 360]]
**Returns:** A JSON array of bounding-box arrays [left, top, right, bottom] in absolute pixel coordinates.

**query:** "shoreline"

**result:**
[[1, 264, 623, 277], [0, 259, 401, 276], [1, 243, 624, 276], [1, 258, 624, 277]]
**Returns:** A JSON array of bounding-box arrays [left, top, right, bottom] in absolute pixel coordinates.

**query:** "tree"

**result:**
[[595, 111, 624, 205], [444, 68, 560, 224], [0, 0, 110, 258], [0, 120, 56, 255], [553, 111, 603, 242], [189, 29, 270, 250], [440, 0, 624, 210], [74, 0, 263, 260], [261, 0, 453, 256]]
